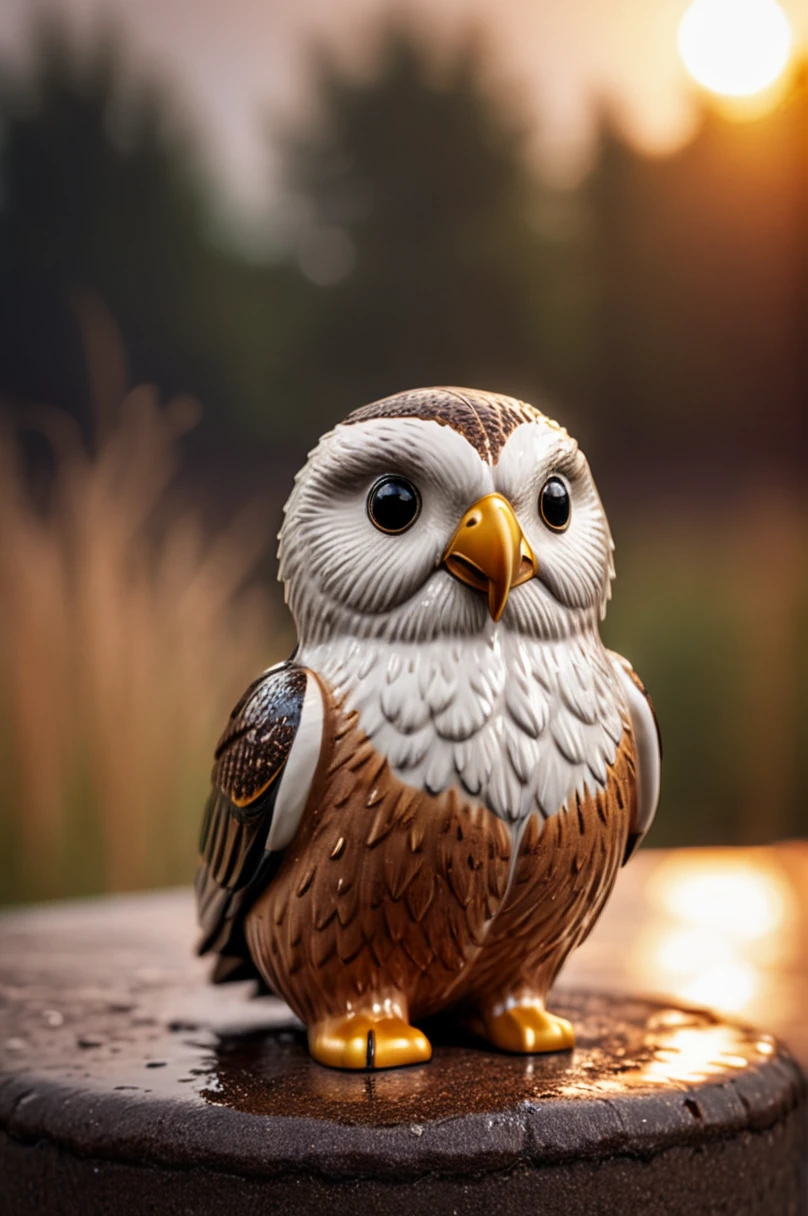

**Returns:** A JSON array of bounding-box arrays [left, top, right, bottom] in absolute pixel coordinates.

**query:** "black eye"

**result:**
[[367, 476, 421, 534], [539, 476, 571, 531]]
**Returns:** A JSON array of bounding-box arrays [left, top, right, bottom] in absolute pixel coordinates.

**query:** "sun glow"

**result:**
[[678, 0, 792, 98]]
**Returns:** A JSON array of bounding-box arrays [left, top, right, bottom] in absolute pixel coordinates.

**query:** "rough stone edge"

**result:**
[[0, 1049, 804, 1184], [2, 1105, 807, 1216]]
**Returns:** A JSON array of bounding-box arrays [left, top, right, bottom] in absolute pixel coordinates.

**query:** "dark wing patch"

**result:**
[[195, 662, 307, 978], [213, 667, 305, 806], [343, 387, 545, 463]]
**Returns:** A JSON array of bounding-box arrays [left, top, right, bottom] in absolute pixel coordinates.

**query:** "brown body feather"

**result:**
[[245, 678, 634, 1026]]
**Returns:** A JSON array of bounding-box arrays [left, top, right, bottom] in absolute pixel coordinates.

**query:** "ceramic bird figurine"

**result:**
[[196, 388, 661, 1070]]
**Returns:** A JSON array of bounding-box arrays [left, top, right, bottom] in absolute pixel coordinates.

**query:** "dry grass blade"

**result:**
[[0, 307, 279, 902]]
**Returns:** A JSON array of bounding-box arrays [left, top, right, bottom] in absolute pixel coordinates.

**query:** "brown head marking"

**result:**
[[343, 387, 546, 463]]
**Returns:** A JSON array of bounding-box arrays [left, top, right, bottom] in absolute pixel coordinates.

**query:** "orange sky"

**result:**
[[1, 0, 806, 213]]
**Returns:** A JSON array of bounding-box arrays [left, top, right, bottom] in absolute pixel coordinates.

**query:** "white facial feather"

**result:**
[[282, 411, 630, 823]]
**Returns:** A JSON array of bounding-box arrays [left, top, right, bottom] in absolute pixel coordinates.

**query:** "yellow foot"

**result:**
[[483, 1002, 575, 1055], [308, 1012, 432, 1071]]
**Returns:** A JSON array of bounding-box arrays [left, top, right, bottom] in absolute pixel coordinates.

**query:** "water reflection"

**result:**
[[197, 991, 769, 1122], [624, 1017, 774, 1088]]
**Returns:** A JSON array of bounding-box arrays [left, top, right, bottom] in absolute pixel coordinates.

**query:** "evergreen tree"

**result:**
[[0, 15, 297, 446], [277, 29, 552, 428], [586, 67, 808, 495]]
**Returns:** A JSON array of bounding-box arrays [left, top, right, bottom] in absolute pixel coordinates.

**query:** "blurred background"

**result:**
[[0, 0, 805, 907]]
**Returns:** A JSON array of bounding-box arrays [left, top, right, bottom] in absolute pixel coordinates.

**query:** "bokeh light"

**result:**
[[678, 0, 792, 97], [652, 857, 792, 940], [630, 853, 799, 1017]]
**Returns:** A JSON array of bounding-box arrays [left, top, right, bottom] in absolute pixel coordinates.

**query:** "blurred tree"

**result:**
[[275, 29, 555, 431], [586, 66, 808, 500], [589, 67, 808, 847], [0, 14, 305, 454]]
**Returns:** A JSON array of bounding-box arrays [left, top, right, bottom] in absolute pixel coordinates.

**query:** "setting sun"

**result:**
[[678, 0, 792, 97]]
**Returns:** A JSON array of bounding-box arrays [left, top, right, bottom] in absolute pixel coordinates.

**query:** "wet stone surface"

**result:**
[[0, 888, 805, 1213]]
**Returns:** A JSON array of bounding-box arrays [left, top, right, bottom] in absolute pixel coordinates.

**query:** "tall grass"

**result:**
[[0, 303, 279, 903]]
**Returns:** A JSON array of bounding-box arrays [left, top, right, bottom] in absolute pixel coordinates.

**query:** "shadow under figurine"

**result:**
[[195, 388, 661, 1070]]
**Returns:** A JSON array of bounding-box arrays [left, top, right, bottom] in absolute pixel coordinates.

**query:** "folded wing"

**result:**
[[195, 660, 324, 982]]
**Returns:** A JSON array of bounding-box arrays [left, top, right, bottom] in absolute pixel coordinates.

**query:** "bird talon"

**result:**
[[309, 1011, 432, 1070], [482, 1000, 575, 1054]]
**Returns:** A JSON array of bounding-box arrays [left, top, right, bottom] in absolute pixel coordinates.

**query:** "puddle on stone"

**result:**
[[197, 993, 765, 1126]]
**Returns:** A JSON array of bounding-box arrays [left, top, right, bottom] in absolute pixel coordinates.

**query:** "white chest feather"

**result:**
[[300, 631, 629, 824]]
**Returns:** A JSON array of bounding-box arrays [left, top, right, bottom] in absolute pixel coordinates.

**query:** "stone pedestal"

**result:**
[[1, 890, 805, 1214]]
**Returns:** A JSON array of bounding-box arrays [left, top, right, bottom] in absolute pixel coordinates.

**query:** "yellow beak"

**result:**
[[442, 493, 537, 621]]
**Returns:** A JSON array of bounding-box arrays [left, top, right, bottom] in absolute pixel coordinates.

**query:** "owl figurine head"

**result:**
[[279, 387, 614, 647], [197, 388, 660, 1071]]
